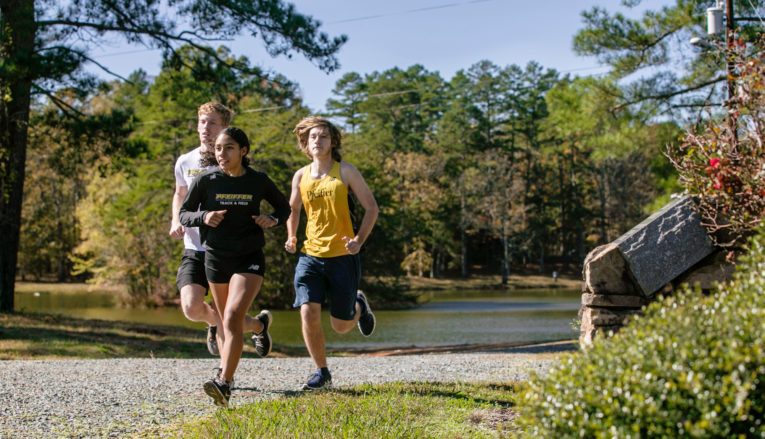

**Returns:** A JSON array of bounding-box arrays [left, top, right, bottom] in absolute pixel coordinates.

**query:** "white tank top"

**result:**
[[174, 147, 214, 251]]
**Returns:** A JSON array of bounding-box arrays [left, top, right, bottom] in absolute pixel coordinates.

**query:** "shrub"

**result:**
[[516, 229, 765, 437], [668, 38, 765, 248]]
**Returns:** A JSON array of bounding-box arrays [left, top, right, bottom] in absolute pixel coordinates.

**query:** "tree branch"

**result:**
[[31, 84, 85, 117], [613, 76, 725, 111]]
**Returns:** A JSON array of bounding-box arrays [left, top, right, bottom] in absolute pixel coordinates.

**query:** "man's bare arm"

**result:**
[[169, 184, 188, 239], [284, 169, 304, 253]]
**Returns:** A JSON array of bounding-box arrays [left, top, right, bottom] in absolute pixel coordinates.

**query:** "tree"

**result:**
[[327, 72, 366, 133], [0, 0, 345, 312], [573, 0, 763, 114], [19, 93, 142, 281], [541, 76, 680, 262], [72, 45, 310, 307]]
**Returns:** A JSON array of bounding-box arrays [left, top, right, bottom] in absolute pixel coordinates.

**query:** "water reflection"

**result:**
[[15, 287, 581, 349]]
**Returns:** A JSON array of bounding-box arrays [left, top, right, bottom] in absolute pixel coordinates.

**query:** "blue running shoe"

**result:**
[[302, 368, 332, 391]]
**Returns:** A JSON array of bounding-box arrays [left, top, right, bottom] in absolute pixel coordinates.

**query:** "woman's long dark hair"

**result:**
[[218, 127, 251, 168]]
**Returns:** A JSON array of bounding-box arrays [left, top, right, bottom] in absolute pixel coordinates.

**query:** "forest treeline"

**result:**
[[17, 45, 681, 307]]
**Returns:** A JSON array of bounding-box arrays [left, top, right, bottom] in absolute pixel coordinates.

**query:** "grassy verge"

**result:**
[[15, 281, 124, 295], [159, 381, 522, 438], [0, 312, 305, 360]]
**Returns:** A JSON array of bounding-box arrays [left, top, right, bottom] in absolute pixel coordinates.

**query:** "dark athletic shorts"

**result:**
[[293, 253, 360, 320], [176, 249, 209, 293], [205, 249, 266, 284]]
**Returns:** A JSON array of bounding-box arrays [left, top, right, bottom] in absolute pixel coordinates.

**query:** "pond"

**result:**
[[15, 286, 581, 350]]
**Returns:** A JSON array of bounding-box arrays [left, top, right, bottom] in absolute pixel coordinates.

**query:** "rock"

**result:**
[[579, 324, 623, 346], [613, 195, 715, 297], [582, 243, 639, 295], [581, 306, 639, 327], [581, 293, 648, 309], [676, 250, 735, 290]]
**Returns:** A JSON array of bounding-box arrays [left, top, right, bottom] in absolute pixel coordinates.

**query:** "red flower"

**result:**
[[709, 157, 721, 169]]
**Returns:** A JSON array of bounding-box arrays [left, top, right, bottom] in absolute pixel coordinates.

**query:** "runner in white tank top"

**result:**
[[170, 103, 231, 357]]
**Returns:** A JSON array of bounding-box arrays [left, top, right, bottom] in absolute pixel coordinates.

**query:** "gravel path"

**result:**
[[0, 344, 571, 438]]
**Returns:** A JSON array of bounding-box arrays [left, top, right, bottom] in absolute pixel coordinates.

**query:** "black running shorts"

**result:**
[[205, 249, 266, 283], [176, 249, 209, 293]]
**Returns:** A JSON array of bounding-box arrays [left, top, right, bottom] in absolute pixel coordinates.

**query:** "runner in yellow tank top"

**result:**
[[298, 161, 355, 257], [285, 116, 380, 391]]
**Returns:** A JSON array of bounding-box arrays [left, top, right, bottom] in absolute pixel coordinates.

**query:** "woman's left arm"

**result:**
[[254, 175, 291, 228]]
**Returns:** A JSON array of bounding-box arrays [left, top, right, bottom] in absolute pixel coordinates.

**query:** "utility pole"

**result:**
[[725, 0, 735, 100]]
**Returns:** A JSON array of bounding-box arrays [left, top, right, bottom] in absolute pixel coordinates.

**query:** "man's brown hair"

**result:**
[[293, 116, 343, 162], [198, 102, 234, 126]]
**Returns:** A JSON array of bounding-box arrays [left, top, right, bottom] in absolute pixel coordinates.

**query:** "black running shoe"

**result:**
[[251, 310, 272, 357], [211, 367, 234, 387], [302, 369, 332, 391], [356, 291, 376, 337], [207, 326, 219, 356], [203, 378, 231, 407]]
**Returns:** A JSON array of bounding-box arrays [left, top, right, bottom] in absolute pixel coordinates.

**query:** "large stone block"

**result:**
[[581, 293, 648, 309], [613, 195, 715, 297], [579, 323, 623, 347], [676, 250, 735, 291], [581, 306, 638, 327], [582, 243, 639, 295]]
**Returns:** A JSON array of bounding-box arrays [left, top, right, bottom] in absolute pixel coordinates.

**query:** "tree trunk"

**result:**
[[460, 228, 468, 278], [597, 163, 609, 244], [0, 0, 35, 313], [538, 240, 545, 273], [429, 247, 435, 279], [501, 232, 510, 285]]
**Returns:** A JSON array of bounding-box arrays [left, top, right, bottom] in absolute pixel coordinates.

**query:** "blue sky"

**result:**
[[89, 0, 676, 112]]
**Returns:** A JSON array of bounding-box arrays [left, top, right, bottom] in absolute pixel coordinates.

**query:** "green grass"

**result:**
[[161, 382, 521, 438], [0, 312, 308, 359], [0, 312, 215, 359], [15, 281, 124, 295]]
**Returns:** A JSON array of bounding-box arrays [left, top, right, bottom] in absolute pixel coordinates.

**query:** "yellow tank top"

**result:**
[[300, 161, 354, 257]]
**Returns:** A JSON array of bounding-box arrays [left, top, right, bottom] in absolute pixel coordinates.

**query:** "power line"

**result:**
[[87, 0, 503, 59], [327, 0, 498, 24]]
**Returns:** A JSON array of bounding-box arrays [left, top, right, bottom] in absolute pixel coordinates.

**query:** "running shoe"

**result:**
[[356, 291, 376, 337], [211, 367, 234, 387], [207, 325, 219, 356], [251, 310, 272, 357], [203, 378, 231, 407], [302, 368, 332, 391]]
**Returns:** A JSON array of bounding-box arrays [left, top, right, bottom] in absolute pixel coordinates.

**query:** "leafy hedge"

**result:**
[[517, 230, 765, 437]]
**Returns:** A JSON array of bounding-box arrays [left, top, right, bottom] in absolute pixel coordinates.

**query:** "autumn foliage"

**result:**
[[669, 38, 765, 248]]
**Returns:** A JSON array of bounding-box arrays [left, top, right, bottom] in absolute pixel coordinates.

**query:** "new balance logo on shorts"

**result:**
[[248, 264, 260, 271]]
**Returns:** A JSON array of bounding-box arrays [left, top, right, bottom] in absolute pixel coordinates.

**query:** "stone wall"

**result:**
[[579, 196, 734, 346]]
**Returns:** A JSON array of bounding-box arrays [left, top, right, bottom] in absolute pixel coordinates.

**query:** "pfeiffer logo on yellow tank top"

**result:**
[[307, 188, 334, 201]]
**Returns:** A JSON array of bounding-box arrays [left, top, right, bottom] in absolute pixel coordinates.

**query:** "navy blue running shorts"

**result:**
[[293, 253, 360, 320], [205, 249, 266, 283], [176, 249, 209, 293]]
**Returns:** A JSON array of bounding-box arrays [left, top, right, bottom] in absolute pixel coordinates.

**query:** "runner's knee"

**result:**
[[223, 308, 245, 332], [180, 297, 206, 320], [300, 305, 321, 323], [330, 318, 355, 334]]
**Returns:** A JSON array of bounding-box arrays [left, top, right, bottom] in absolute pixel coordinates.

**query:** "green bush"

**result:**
[[517, 230, 765, 437]]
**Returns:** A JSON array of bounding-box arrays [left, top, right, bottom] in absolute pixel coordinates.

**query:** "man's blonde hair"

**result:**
[[293, 116, 343, 162], [198, 102, 234, 126]]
